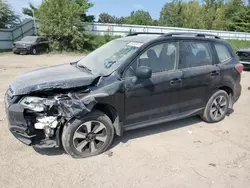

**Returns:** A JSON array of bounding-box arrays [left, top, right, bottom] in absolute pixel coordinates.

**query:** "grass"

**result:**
[[226, 39, 250, 51]]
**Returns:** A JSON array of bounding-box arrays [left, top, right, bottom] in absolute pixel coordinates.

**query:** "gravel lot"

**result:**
[[0, 54, 250, 188]]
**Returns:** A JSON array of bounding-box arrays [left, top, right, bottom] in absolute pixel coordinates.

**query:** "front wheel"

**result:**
[[31, 47, 37, 55], [201, 90, 230, 123], [62, 111, 114, 158]]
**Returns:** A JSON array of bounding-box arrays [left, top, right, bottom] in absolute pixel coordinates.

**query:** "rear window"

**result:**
[[214, 43, 232, 63]]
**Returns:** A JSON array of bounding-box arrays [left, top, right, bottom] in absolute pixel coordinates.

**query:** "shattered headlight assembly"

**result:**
[[20, 97, 46, 112]]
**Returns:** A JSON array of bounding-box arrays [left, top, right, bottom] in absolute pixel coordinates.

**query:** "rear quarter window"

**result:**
[[214, 43, 232, 63]]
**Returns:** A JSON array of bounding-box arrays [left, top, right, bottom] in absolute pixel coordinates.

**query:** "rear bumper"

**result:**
[[234, 83, 241, 103]]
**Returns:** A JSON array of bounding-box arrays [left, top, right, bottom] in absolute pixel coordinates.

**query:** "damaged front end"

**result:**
[[6, 91, 97, 148]]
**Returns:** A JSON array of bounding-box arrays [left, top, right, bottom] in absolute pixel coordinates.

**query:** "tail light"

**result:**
[[235, 63, 243, 73]]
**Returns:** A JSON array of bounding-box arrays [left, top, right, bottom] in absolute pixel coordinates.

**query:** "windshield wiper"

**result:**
[[77, 64, 92, 73]]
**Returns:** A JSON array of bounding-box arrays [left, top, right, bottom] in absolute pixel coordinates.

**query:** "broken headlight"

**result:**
[[20, 97, 46, 112]]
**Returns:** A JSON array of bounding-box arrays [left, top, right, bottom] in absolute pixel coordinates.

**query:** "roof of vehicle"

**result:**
[[116, 35, 161, 43], [118, 32, 223, 44]]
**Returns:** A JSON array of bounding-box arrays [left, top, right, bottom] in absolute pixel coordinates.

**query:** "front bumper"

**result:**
[[5, 103, 59, 148], [13, 47, 31, 54]]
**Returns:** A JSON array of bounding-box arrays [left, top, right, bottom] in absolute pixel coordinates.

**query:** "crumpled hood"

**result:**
[[10, 63, 99, 95]]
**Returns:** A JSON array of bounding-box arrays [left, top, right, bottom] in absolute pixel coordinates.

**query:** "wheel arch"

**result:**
[[93, 103, 123, 136], [217, 85, 234, 108]]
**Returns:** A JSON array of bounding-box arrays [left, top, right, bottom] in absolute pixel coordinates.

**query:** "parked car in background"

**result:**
[[13, 36, 49, 55], [5, 32, 242, 158], [236, 47, 250, 69]]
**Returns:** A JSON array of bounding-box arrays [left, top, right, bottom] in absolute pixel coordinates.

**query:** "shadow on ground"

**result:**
[[111, 116, 202, 149], [33, 116, 202, 156], [33, 147, 66, 156]]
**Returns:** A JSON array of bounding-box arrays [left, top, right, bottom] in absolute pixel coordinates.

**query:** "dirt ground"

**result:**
[[0, 54, 250, 188]]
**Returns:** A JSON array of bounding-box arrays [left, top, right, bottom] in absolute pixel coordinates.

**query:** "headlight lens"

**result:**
[[25, 44, 32, 49], [20, 97, 46, 112]]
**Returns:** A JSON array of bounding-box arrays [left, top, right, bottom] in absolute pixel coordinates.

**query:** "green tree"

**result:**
[[38, 0, 92, 51], [202, 0, 223, 30], [22, 2, 37, 18], [225, 0, 249, 32], [159, 0, 183, 27], [212, 6, 229, 30], [74, 0, 95, 22], [126, 10, 153, 25], [181, 1, 203, 29], [98, 13, 115, 23], [115, 16, 126, 24], [22, 0, 94, 22], [0, 0, 19, 28]]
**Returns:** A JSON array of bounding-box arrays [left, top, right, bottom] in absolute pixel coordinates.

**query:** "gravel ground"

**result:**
[[0, 54, 250, 188]]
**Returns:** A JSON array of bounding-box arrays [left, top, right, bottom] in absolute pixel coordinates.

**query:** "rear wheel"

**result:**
[[45, 47, 50, 54], [201, 90, 229, 123], [62, 111, 114, 158]]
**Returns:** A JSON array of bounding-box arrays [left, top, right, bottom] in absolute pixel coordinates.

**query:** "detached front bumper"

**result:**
[[5, 103, 59, 148]]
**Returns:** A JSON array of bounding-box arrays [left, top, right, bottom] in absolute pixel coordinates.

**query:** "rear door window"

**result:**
[[181, 41, 213, 68], [214, 43, 232, 63]]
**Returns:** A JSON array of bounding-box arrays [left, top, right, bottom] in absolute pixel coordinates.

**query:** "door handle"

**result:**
[[210, 71, 219, 76], [170, 78, 182, 85]]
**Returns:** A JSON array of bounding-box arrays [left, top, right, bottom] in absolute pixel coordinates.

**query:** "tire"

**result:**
[[45, 47, 50, 54], [31, 47, 37, 55], [201, 90, 230, 123], [62, 111, 114, 158]]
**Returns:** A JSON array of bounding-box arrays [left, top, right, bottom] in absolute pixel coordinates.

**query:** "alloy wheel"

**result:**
[[73, 121, 108, 153], [210, 95, 228, 120], [32, 48, 37, 55]]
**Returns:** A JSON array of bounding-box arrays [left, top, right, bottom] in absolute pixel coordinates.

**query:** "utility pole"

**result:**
[[32, 10, 38, 36]]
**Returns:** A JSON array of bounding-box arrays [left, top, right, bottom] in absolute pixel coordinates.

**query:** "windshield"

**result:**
[[21, 36, 38, 43], [77, 39, 142, 75]]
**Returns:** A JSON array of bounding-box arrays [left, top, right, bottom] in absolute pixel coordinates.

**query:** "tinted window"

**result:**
[[215, 43, 232, 62], [38, 38, 45, 42], [124, 42, 178, 77], [181, 41, 212, 68], [21, 36, 38, 43]]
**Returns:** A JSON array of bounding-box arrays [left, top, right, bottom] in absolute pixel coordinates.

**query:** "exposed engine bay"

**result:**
[[19, 92, 97, 146]]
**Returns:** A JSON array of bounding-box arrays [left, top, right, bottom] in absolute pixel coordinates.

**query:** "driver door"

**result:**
[[123, 41, 183, 127]]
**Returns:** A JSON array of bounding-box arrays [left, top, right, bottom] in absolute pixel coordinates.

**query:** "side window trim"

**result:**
[[122, 40, 180, 78]]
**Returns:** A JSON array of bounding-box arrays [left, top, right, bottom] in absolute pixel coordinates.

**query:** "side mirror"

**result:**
[[136, 66, 152, 79]]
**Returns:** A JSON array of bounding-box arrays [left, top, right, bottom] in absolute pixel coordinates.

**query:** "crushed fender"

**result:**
[[55, 93, 97, 118]]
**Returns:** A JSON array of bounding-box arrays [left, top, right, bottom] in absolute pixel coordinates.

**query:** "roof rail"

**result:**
[[127, 32, 164, 36], [162, 32, 221, 39]]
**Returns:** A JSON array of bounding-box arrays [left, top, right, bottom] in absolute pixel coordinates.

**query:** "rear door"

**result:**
[[123, 41, 183, 126], [35, 38, 43, 52], [178, 40, 220, 113]]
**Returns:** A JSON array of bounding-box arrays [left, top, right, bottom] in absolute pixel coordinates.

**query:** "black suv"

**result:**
[[13, 36, 49, 55], [5, 32, 242, 158]]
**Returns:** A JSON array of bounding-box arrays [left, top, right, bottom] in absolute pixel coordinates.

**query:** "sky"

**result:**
[[8, 0, 168, 20]]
